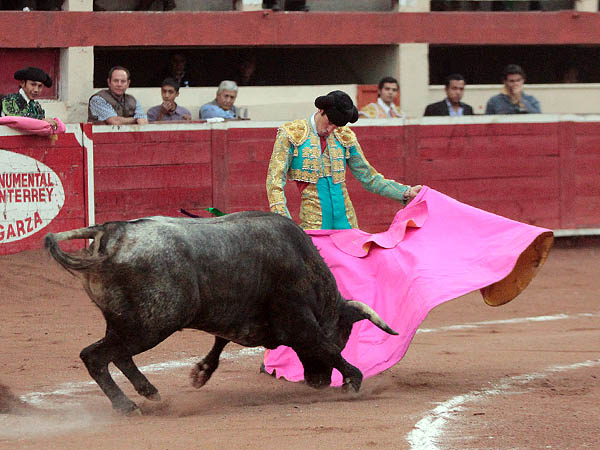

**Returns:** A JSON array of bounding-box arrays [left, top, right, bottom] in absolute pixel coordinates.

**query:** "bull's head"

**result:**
[[302, 300, 397, 390], [336, 299, 398, 349]]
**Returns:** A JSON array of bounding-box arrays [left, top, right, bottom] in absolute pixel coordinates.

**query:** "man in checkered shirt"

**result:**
[[88, 66, 148, 125]]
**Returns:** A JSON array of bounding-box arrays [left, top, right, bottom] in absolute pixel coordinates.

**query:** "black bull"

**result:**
[[45, 211, 397, 414]]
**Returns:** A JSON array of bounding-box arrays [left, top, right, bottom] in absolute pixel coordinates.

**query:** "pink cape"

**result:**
[[0, 116, 66, 136], [263, 186, 553, 386]]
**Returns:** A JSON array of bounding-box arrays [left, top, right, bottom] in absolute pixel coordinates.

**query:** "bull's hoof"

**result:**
[[304, 372, 332, 389], [190, 362, 212, 389], [112, 396, 141, 416], [147, 392, 162, 402], [138, 384, 160, 400], [126, 407, 143, 417], [342, 376, 362, 393], [114, 400, 141, 416]]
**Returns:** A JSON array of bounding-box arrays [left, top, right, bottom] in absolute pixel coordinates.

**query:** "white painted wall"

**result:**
[[63, 0, 92, 10], [40, 83, 600, 122], [398, 44, 429, 118], [427, 84, 600, 116], [129, 84, 358, 121]]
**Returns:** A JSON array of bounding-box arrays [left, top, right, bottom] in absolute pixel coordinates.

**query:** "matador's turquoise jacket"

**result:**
[[266, 114, 410, 230]]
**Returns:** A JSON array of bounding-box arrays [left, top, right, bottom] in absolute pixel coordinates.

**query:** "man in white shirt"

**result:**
[[359, 76, 404, 119]]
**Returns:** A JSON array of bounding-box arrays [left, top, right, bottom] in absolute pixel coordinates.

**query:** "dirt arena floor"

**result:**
[[1, 237, 599, 450]]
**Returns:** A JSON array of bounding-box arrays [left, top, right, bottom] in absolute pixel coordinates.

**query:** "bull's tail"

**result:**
[[346, 300, 398, 336], [44, 226, 107, 274]]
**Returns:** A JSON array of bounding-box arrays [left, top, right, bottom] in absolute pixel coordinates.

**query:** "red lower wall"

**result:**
[[92, 127, 213, 223], [0, 129, 86, 254], [90, 120, 600, 233]]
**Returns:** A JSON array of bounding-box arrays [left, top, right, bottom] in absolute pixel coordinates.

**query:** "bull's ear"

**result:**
[[345, 300, 398, 335]]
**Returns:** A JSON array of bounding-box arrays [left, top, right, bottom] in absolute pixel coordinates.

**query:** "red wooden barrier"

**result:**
[[87, 119, 600, 233], [569, 122, 600, 228], [3, 117, 598, 256], [91, 123, 213, 223], [409, 122, 562, 228], [0, 125, 87, 255]]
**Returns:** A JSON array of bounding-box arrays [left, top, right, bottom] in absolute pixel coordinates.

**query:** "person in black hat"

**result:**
[[266, 90, 421, 230], [1, 66, 59, 129]]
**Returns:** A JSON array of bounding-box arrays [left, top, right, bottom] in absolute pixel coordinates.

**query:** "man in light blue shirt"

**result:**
[[200, 80, 240, 120]]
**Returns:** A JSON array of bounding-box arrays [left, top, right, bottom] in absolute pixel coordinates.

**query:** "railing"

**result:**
[[1, 0, 591, 12], [431, 0, 575, 11]]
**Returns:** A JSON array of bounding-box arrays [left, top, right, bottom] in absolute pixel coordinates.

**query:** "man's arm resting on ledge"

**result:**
[[105, 116, 147, 125]]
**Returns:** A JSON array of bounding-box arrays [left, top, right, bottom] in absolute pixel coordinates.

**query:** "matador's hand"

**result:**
[[404, 185, 422, 203]]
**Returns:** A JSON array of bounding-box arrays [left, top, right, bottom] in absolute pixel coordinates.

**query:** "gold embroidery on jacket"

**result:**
[[327, 134, 346, 184], [282, 123, 356, 186], [266, 129, 295, 218], [280, 119, 309, 147], [288, 128, 322, 183], [322, 145, 332, 177], [299, 184, 323, 230], [333, 126, 357, 148]]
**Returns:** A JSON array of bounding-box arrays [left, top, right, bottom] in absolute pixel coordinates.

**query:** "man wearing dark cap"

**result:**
[[266, 90, 421, 230], [1, 66, 59, 129]]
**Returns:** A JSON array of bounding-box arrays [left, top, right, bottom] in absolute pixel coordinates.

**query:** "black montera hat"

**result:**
[[14, 67, 52, 88], [314, 90, 359, 127]]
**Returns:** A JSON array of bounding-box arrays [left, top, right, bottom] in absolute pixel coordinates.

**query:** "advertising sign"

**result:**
[[0, 149, 65, 244]]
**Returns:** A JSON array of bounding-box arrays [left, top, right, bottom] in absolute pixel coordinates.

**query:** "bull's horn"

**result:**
[[347, 301, 398, 335]]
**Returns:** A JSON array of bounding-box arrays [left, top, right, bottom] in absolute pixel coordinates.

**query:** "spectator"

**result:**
[[0, 66, 59, 130], [146, 78, 191, 122], [485, 64, 541, 114], [262, 0, 308, 11], [200, 80, 241, 120], [424, 74, 474, 116], [234, 53, 260, 86], [88, 66, 148, 125], [157, 53, 195, 88], [561, 66, 579, 83], [359, 76, 403, 119]]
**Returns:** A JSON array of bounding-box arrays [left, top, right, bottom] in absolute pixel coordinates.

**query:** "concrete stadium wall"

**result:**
[[428, 84, 600, 116], [5, 9, 600, 123], [1, 116, 599, 255], [40, 83, 600, 124]]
